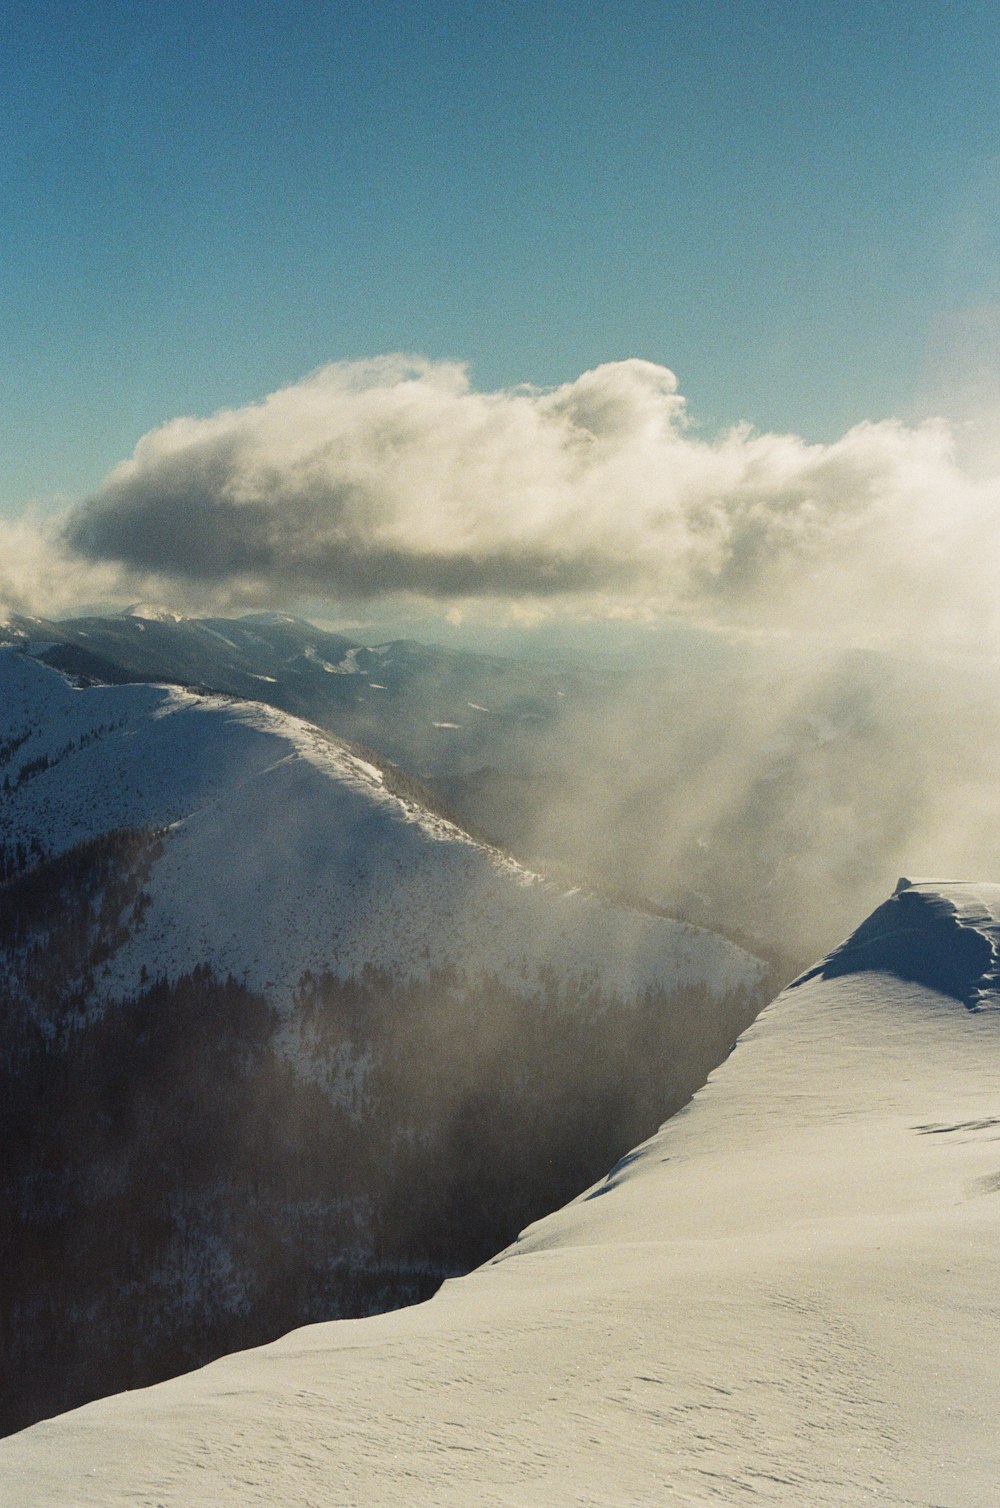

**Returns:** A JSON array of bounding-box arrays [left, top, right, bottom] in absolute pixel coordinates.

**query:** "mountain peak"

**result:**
[[120, 603, 186, 623], [794, 879, 1000, 1009], [237, 610, 311, 627]]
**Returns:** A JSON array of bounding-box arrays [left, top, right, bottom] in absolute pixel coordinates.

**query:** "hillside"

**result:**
[[0, 646, 759, 1002], [0, 648, 767, 1434], [5, 880, 999, 1504], [3, 606, 579, 786], [11, 608, 1000, 971]]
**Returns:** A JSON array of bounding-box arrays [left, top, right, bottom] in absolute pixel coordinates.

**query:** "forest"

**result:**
[[0, 826, 768, 1435]]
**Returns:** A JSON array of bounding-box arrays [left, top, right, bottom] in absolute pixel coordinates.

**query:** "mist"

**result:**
[[8, 356, 1000, 1433], [8, 353, 1000, 968], [430, 629, 1000, 969], [0, 515, 126, 622]]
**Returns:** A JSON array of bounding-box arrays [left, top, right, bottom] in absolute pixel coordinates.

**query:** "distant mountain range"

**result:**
[[9, 606, 1000, 970], [0, 605, 580, 782], [0, 647, 768, 1435]]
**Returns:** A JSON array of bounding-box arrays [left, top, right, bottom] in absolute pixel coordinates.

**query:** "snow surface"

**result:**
[[5, 883, 1000, 1505], [796, 877, 1000, 1009], [121, 604, 185, 623], [0, 649, 759, 1009]]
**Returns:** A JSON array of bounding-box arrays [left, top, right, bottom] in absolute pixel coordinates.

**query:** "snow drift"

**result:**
[[4, 881, 999, 1504], [795, 876, 1000, 1008]]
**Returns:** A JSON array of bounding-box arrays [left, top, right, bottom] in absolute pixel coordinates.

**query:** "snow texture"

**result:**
[[4, 882, 1000, 1505], [0, 648, 759, 1012], [795, 876, 1000, 1008]]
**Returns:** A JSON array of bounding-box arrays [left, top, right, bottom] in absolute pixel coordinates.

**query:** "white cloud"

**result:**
[[0, 514, 124, 621], [51, 355, 1000, 643]]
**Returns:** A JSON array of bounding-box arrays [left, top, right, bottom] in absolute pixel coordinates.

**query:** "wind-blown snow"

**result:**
[[0, 648, 759, 1008], [5, 882, 1000, 1504]]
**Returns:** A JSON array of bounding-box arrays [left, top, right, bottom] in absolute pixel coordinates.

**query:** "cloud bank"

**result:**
[[0, 514, 124, 622], [10, 355, 1000, 640]]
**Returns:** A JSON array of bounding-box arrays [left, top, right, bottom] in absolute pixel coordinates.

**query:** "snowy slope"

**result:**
[[6, 882, 1000, 1505], [0, 647, 759, 1008], [28, 607, 581, 785], [1, 647, 774, 1440]]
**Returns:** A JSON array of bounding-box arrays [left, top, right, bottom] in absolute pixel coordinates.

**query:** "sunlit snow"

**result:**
[[0, 650, 759, 1011], [5, 883, 999, 1504]]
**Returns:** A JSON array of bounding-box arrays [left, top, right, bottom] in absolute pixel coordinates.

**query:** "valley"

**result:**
[[0, 645, 768, 1434]]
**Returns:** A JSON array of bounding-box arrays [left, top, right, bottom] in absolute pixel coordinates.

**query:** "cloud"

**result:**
[[60, 355, 1000, 642], [0, 514, 125, 622]]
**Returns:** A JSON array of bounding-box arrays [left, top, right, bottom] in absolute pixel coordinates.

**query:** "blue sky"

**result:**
[[2, 0, 998, 517]]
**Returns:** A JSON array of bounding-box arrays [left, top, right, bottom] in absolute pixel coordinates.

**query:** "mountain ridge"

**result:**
[[793, 877, 1000, 1008], [0, 647, 769, 1436], [0, 648, 762, 1009], [5, 879, 999, 1504]]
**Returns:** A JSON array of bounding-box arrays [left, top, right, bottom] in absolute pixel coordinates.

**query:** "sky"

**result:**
[[2, 1, 999, 633]]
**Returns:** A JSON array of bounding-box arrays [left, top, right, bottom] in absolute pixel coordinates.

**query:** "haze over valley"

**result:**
[[3, 3, 1000, 1502]]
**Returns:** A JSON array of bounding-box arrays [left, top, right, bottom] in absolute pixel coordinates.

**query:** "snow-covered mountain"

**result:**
[[4, 605, 578, 785], [0, 647, 757, 1004], [0, 647, 768, 1435], [6, 880, 999, 1505], [13, 607, 1000, 971]]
